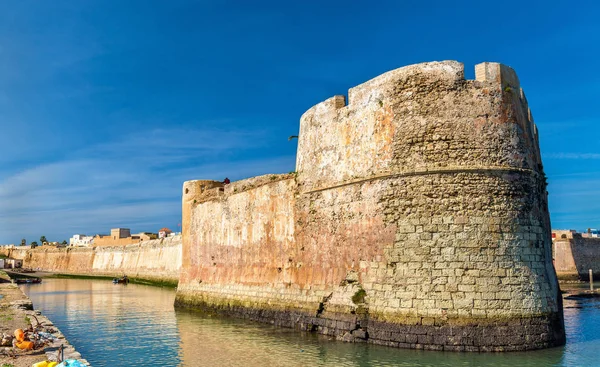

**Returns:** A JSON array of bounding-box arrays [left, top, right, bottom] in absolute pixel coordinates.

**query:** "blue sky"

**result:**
[[0, 1, 598, 244]]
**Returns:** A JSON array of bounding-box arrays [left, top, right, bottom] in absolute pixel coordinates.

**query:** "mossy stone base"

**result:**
[[175, 291, 565, 351]]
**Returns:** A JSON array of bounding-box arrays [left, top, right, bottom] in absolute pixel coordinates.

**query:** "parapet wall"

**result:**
[[177, 61, 564, 351], [8, 236, 182, 285]]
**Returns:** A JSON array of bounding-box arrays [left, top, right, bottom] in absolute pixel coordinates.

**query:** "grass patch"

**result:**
[[0, 270, 10, 282], [128, 277, 178, 288], [49, 273, 115, 281], [49, 273, 178, 288], [0, 310, 14, 322], [352, 289, 367, 304]]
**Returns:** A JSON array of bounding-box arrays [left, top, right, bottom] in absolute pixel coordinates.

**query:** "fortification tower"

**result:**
[[177, 61, 565, 351]]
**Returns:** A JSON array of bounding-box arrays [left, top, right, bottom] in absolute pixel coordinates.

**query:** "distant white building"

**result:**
[[158, 228, 173, 239], [69, 234, 94, 247], [5, 258, 23, 268]]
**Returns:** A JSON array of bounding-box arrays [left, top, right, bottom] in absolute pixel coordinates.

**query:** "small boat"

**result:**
[[112, 276, 129, 284], [14, 277, 42, 284]]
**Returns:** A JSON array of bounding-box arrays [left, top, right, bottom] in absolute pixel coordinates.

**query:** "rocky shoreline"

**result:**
[[0, 273, 90, 367]]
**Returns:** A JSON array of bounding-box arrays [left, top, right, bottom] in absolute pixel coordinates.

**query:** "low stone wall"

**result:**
[[554, 237, 600, 279], [3, 237, 182, 285]]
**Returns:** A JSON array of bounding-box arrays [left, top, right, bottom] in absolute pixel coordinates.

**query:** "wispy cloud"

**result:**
[[545, 153, 600, 160], [0, 126, 296, 244]]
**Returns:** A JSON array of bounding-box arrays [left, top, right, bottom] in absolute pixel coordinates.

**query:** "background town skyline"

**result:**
[[1, 1, 599, 244]]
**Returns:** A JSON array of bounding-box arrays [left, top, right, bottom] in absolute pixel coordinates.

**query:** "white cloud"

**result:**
[[0, 126, 296, 244]]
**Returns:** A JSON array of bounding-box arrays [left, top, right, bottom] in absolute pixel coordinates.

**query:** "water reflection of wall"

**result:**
[[23, 279, 181, 366], [174, 308, 566, 367]]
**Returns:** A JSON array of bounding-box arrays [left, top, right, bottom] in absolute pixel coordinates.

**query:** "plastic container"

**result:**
[[57, 360, 86, 367], [16, 340, 34, 350], [32, 361, 59, 367], [14, 328, 25, 341]]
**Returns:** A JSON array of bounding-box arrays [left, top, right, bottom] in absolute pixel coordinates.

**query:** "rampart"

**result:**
[[92, 236, 143, 246], [554, 236, 600, 280], [0, 246, 29, 260], [1, 236, 182, 285], [176, 61, 565, 351]]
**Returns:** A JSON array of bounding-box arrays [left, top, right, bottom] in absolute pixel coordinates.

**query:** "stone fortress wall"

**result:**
[[176, 61, 565, 351], [553, 234, 600, 280], [1, 236, 181, 285]]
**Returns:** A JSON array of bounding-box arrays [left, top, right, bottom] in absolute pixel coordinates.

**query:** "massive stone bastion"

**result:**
[[176, 61, 565, 351]]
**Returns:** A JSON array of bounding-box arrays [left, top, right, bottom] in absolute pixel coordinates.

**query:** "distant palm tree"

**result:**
[[40, 236, 47, 244], [31, 241, 38, 249], [20, 239, 26, 246]]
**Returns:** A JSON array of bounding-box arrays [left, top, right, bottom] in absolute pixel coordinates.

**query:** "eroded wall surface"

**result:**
[[0, 247, 28, 260], [176, 61, 565, 351], [8, 237, 181, 284]]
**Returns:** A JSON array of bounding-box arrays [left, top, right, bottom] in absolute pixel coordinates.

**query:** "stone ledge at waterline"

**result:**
[[175, 61, 566, 351], [2, 236, 181, 286]]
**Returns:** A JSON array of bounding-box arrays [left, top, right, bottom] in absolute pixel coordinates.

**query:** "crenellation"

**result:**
[[474, 62, 520, 90]]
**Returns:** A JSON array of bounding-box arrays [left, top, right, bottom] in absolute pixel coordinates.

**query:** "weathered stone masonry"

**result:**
[[554, 234, 600, 280], [176, 61, 565, 351]]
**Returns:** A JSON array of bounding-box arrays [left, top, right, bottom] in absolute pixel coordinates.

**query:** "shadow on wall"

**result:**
[[571, 236, 600, 280], [554, 235, 600, 280]]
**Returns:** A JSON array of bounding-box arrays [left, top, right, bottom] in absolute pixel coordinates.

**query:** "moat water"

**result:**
[[21, 279, 600, 367]]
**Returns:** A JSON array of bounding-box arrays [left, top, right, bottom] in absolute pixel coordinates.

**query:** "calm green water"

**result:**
[[21, 279, 600, 367]]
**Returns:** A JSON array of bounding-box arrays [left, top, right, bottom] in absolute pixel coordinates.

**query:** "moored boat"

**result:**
[[112, 276, 129, 284], [14, 277, 42, 284]]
